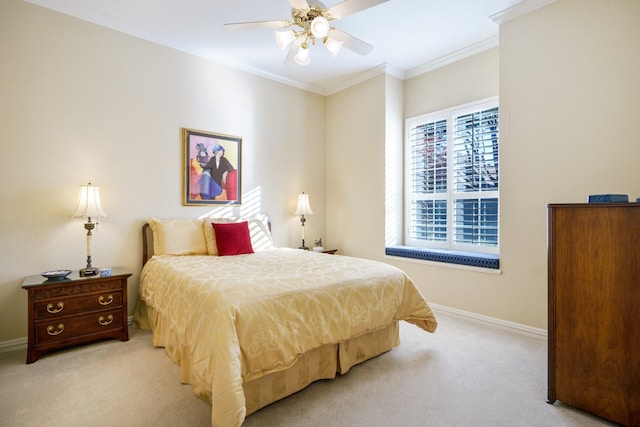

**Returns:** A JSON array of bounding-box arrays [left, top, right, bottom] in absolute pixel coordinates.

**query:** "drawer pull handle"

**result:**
[[47, 324, 64, 336], [98, 315, 113, 326], [46, 302, 64, 314], [98, 295, 114, 306]]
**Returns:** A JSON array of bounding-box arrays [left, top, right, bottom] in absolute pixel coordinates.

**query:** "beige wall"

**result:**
[[2, 0, 639, 343], [326, 75, 387, 260], [327, 0, 640, 329], [327, 49, 510, 323], [325, 71, 404, 254], [326, 0, 640, 330], [0, 0, 326, 341], [397, 49, 513, 325], [404, 48, 500, 118], [497, 0, 640, 327]]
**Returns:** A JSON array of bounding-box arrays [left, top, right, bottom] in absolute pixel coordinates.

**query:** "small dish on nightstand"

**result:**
[[41, 270, 72, 280]]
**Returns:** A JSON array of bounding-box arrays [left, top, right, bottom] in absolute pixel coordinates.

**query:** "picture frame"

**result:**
[[183, 128, 242, 206]]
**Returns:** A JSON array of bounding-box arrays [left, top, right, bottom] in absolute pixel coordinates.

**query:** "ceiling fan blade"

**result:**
[[329, 28, 373, 55], [284, 37, 304, 64], [326, 0, 389, 19], [289, 0, 310, 9], [224, 20, 289, 31]]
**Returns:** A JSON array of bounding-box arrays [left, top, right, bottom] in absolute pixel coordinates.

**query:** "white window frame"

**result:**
[[405, 96, 499, 255]]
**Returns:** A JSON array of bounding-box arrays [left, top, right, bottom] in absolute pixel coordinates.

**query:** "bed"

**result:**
[[133, 215, 437, 427]]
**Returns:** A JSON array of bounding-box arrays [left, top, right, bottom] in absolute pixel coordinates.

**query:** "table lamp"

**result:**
[[295, 192, 313, 250], [71, 182, 107, 276]]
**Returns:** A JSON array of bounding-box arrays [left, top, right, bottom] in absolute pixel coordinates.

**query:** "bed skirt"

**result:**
[[133, 299, 400, 416]]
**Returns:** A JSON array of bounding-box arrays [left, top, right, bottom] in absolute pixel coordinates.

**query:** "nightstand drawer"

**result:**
[[30, 279, 123, 301], [35, 292, 123, 320], [34, 308, 124, 345]]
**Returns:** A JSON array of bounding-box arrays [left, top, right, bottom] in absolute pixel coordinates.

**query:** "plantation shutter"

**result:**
[[452, 106, 499, 247], [408, 118, 448, 243], [405, 97, 499, 254]]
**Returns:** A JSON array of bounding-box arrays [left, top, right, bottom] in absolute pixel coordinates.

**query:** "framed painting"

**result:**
[[183, 128, 242, 206]]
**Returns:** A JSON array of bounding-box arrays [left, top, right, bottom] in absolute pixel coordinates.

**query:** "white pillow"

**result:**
[[202, 214, 275, 255], [147, 218, 207, 256]]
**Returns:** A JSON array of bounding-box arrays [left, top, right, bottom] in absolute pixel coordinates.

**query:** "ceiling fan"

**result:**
[[224, 0, 389, 65]]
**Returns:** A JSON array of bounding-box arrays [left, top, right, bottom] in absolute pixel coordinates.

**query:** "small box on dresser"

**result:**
[[22, 268, 131, 364]]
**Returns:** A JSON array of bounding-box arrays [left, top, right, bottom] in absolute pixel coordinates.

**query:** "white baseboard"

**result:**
[[429, 303, 547, 338], [0, 316, 136, 355], [0, 336, 28, 353]]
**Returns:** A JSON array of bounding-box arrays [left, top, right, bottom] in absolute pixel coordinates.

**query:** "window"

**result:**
[[404, 97, 499, 259]]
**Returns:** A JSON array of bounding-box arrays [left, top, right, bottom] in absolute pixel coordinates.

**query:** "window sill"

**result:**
[[385, 246, 500, 270]]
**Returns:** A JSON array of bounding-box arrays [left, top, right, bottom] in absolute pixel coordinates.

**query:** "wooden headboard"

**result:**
[[142, 223, 152, 266]]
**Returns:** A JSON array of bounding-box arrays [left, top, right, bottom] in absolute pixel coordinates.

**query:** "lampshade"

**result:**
[[324, 36, 343, 57], [310, 16, 330, 39], [294, 43, 310, 65], [275, 30, 296, 50], [295, 193, 313, 215], [71, 183, 107, 218]]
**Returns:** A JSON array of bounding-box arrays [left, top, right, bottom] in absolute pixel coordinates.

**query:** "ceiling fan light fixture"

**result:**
[[294, 43, 310, 65], [324, 36, 343, 57], [275, 30, 296, 50], [310, 16, 330, 39], [225, 0, 387, 66]]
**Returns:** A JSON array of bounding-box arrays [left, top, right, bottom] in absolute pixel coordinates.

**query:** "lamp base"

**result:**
[[299, 238, 309, 251], [79, 267, 99, 277]]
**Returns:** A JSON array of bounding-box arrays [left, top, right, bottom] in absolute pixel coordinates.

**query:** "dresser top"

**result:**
[[22, 268, 131, 288], [548, 202, 640, 208]]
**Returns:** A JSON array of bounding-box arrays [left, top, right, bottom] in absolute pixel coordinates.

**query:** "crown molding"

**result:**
[[404, 36, 499, 80], [199, 52, 328, 95], [393, 0, 560, 82], [24, 0, 559, 96], [324, 63, 404, 96], [490, 0, 559, 24], [25, 0, 329, 95], [324, 64, 387, 96]]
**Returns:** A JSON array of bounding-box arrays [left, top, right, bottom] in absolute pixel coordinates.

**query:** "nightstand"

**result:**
[[21, 268, 131, 364], [310, 248, 338, 254]]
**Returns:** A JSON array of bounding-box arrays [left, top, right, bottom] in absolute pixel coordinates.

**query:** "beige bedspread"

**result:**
[[139, 248, 437, 427]]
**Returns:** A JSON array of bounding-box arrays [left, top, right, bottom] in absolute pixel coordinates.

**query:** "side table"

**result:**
[[22, 268, 131, 364]]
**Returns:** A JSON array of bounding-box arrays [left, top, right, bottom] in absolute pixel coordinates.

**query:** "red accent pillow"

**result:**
[[212, 221, 254, 256]]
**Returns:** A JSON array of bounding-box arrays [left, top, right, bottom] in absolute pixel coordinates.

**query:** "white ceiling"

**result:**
[[26, 0, 542, 94]]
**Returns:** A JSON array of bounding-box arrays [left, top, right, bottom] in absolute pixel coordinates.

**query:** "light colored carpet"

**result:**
[[0, 311, 615, 427]]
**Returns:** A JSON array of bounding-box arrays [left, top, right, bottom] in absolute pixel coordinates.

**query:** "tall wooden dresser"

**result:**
[[547, 203, 640, 426]]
